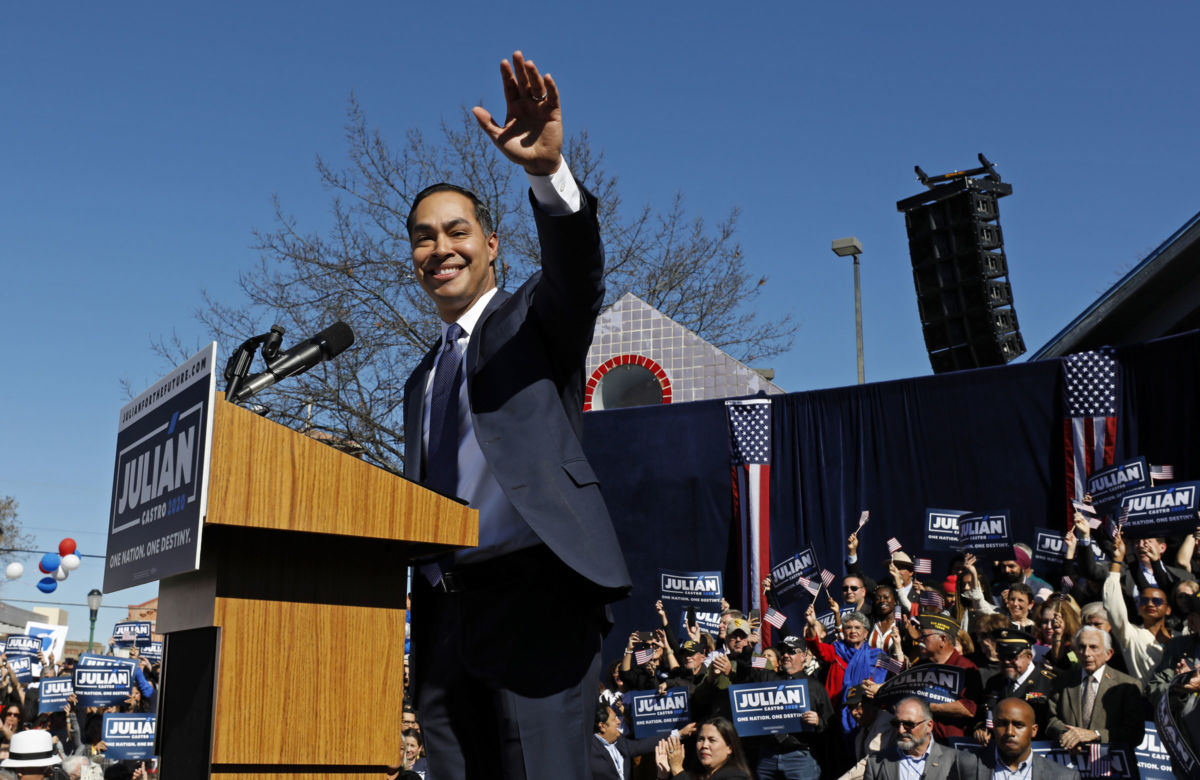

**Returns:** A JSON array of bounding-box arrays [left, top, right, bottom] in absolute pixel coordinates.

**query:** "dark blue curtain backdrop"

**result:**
[[583, 330, 1200, 662]]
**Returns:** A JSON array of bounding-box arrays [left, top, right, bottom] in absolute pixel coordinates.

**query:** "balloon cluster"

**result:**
[[5, 538, 80, 594]]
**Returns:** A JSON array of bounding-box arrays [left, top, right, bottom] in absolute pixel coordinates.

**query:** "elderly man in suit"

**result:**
[[863, 697, 957, 780], [954, 698, 1081, 779], [1046, 626, 1144, 749], [404, 50, 631, 779]]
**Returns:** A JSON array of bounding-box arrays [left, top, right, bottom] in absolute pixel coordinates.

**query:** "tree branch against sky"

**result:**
[[164, 98, 795, 472]]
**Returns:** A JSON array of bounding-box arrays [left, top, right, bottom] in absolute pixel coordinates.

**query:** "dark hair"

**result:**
[[695, 718, 751, 775], [406, 183, 494, 237], [401, 727, 423, 747], [594, 700, 613, 733], [1008, 582, 1034, 600]]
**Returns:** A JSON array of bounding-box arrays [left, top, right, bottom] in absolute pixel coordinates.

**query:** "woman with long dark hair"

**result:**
[[655, 718, 752, 779]]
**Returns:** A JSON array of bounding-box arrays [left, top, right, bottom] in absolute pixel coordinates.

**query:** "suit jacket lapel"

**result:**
[[404, 346, 438, 482], [465, 288, 511, 377]]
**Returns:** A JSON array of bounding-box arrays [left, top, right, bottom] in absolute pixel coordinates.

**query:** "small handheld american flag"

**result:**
[[893, 605, 903, 622], [798, 576, 820, 597], [820, 569, 836, 589], [984, 710, 994, 729], [886, 537, 903, 555], [875, 654, 903, 674], [1072, 500, 1097, 516], [914, 558, 932, 575], [918, 590, 945, 612], [1150, 464, 1174, 481], [857, 510, 870, 528], [763, 607, 787, 629], [751, 655, 768, 669], [634, 647, 654, 665]]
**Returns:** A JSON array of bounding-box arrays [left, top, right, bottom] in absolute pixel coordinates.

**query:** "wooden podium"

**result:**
[[155, 396, 476, 779]]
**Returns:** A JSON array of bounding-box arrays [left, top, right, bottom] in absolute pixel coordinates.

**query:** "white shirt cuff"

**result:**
[[527, 157, 581, 215]]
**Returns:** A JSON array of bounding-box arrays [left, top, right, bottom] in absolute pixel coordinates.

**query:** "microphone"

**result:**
[[231, 322, 354, 403]]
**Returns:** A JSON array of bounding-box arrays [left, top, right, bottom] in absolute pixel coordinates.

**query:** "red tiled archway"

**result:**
[[584, 354, 672, 411]]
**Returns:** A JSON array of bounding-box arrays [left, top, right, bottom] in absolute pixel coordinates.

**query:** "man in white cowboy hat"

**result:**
[[2, 729, 62, 779]]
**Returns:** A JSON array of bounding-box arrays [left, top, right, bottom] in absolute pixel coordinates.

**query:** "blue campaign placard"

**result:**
[[37, 677, 74, 714], [1032, 527, 1067, 578], [769, 548, 819, 602], [957, 510, 1013, 553], [677, 609, 722, 637], [729, 679, 810, 737], [1136, 721, 1176, 780], [141, 641, 163, 665], [1118, 481, 1200, 538], [1088, 457, 1148, 510], [102, 713, 156, 760], [628, 688, 690, 738], [7, 655, 32, 685], [660, 569, 722, 611], [75, 663, 134, 708], [112, 621, 153, 648], [5, 634, 41, 657], [925, 508, 969, 551], [1031, 741, 1136, 779], [77, 652, 138, 670], [875, 664, 964, 707], [105, 344, 216, 593]]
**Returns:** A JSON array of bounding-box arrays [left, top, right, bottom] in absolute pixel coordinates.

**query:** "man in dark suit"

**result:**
[[954, 698, 1080, 779], [863, 697, 957, 780], [1046, 626, 1144, 749], [590, 702, 669, 780], [403, 50, 631, 779]]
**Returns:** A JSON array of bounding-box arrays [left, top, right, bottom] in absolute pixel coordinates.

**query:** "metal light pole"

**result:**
[[87, 589, 103, 654], [831, 237, 865, 384]]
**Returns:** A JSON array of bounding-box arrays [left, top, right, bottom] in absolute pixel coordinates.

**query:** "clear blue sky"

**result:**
[[3, 2, 1198, 642]]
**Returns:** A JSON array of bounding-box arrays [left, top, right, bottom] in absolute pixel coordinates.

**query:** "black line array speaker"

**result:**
[[897, 176, 1025, 373]]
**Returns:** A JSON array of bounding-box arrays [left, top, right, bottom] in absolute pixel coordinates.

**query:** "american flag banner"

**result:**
[[1063, 349, 1119, 523], [875, 654, 903, 674], [886, 537, 903, 555], [634, 647, 654, 666], [763, 607, 787, 629], [914, 558, 932, 575], [1151, 464, 1175, 481], [728, 399, 773, 646]]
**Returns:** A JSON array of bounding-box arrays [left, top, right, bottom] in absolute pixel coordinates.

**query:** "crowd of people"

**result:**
[[389, 507, 1200, 778], [0, 642, 157, 780]]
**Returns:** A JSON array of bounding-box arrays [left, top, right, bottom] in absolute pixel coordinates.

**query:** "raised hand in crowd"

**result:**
[[1064, 527, 1078, 559], [847, 532, 859, 557], [709, 652, 733, 679], [655, 599, 669, 628]]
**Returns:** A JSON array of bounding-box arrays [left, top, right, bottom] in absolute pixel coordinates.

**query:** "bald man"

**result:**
[[954, 698, 1080, 779]]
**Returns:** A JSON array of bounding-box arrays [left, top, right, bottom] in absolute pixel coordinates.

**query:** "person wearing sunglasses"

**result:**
[[862, 697, 955, 780], [1103, 530, 1172, 684]]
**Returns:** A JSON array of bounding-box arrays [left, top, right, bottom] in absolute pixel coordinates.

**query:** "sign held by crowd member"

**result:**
[[1135, 720, 1177, 780], [105, 344, 216, 593], [1088, 457, 1148, 511], [1117, 481, 1200, 538], [728, 679, 811, 736], [957, 511, 1013, 553], [924, 508, 969, 551], [1030, 741, 1135, 779], [770, 548, 818, 602], [102, 713, 156, 760], [660, 569, 722, 611], [142, 640, 163, 665], [37, 677, 74, 714], [5, 634, 40, 657], [628, 688, 690, 738], [75, 654, 137, 708], [112, 621, 153, 648], [874, 664, 965, 706], [7, 655, 31, 685], [1032, 527, 1067, 579], [24, 621, 68, 666]]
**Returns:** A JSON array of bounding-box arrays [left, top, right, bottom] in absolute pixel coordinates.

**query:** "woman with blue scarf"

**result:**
[[803, 604, 889, 734]]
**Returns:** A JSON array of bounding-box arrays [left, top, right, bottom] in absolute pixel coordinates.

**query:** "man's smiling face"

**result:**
[[410, 190, 499, 322]]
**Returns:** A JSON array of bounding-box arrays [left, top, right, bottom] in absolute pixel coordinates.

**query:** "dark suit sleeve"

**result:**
[[619, 733, 662, 759]]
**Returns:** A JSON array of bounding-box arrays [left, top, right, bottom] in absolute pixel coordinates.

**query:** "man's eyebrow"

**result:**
[[411, 217, 472, 233]]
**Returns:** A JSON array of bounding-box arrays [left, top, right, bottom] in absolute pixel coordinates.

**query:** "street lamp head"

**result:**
[[87, 588, 103, 616], [831, 237, 863, 258]]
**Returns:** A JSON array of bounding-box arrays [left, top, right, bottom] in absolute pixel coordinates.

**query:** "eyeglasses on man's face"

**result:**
[[890, 718, 928, 731]]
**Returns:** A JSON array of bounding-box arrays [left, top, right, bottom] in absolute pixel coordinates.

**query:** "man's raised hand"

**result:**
[[473, 50, 563, 176]]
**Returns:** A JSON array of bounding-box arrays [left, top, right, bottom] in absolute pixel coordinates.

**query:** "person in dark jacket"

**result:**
[[752, 636, 835, 779]]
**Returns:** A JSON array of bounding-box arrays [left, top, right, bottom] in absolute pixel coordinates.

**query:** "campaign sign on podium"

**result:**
[[105, 344, 216, 592]]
